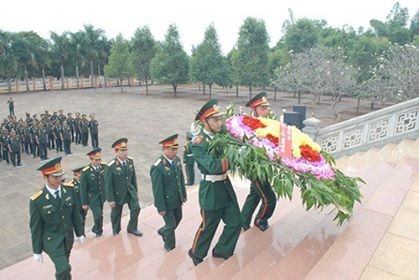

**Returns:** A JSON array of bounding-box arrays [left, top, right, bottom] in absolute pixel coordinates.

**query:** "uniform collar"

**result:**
[[203, 129, 214, 139], [162, 154, 173, 165], [45, 184, 62, 198]]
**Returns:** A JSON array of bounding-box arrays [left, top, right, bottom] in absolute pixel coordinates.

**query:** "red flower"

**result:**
[[300, 144, 321, 162], [242, 115, 266, 130], [266, 134, 279, 145]]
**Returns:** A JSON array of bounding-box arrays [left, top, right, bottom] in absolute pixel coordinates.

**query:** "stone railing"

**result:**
[[303, 97, 419, 156]]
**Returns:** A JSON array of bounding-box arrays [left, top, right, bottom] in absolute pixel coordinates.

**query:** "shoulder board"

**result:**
[[31, 190, 43, 201], [101, 162, 107, 166], [127, 156, 133, 160], [63, 182, 74, 187], [193, 135, 203, 144], [108, 160, 115, 167], [153, 158, 162, 167], [82, 166, 89, 172]]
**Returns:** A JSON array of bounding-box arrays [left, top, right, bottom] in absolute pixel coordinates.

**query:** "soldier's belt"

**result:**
[[201, 173, 227, 182]]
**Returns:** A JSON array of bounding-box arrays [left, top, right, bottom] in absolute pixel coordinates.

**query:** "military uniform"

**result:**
[[29, 157, 84, 280], [80, 115, 89, 146], [188, 100, 241, 265], [183, 132, 195, 185], [89, 116, 99, 148], [66, 169, 87, 232], [105, 138, 142, 236], [0, 130, 10, 163], [241, 92, 277, 231], [8, 132, 22, 167], [150, 134, 187, 251], [74, 114, 81, 144], [61, 125, 72, 155], [80, 148, 107, 237], [66, 114, 75, 142], [37, 124, 49, 160], [53, 122, 63, 152]]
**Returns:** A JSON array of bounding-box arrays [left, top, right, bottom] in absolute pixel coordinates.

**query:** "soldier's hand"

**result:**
[[33, 253, 43, 263], [82, 205, 89, 210], [76, 235, 85, 244], [109, 201, 116, 208], [159, 211, 166, 216]]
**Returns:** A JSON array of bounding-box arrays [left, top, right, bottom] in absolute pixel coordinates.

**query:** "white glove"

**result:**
[[76, 235, 85, 244], [33, 253, 43, 263]]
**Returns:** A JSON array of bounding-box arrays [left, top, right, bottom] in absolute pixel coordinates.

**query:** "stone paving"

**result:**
[[0, 85, 373, 269]]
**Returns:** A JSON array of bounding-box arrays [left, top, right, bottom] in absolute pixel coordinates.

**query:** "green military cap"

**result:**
[[37, 157, 65, 177], [195, 99, 224, 121], [87, 147, 102, 159], [186, 131, 193, 139], [71, 166, 84, 173], [246, 92, 271, 108], [159, 134, 179, 148], [112, 137, 128, 150]]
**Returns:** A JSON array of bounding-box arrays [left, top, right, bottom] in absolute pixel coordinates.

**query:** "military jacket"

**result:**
[[8, 136, 21, 152], [29, 185, 84, 255], [191, 131, 237, 211], [80, 163, 107, 206], [89, 120, 99, 135], [150, 155, 187, 212], [183, 141, 195, 165], [105, 157, 138, 205]]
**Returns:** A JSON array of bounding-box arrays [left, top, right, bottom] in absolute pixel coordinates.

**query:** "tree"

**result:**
[[0, 31, 18, 92], [233, 17, 270, 97], [190, 24, 225, 98], [83, 25, 108, 87], [50, 31, 71, 89], [150, 25, 189, 96], [131, 26, 156, 95], [282, 18, 325, 53], [104, 34, 134, 93]]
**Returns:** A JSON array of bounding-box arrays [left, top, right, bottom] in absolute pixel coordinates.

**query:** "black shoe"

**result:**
[[254, 221, 269, 232], [164, 244, 175, 252], [127, 229, 143, 237], [212, 248, 229, 260], [188, 249, 202, 266], [157, 229, 165, 242], [242, 224, 250, 231]]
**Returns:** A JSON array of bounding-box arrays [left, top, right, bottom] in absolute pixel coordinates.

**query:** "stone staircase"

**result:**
[[1, 138, 419, 279]]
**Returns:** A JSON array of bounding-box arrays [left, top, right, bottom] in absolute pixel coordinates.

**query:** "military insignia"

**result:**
[[46, 193, 50, 200], [63, 188, 67, 193], [127, 156, 133, 160], [30, 190, 43, 200], [108, 160, 115, 167], [116, 167, 122, 171], [82, 166, 89, 172], [42, 204, 53, 209], [193, 135, 203, 144], [63, 182, 74, 187], [65, 196, 71, 201], [164, 167, 171, 172], [153, 158, 161, 166]]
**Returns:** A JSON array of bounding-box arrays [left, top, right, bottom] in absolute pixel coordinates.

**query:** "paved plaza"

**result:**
[[0, 85, 371, 269]]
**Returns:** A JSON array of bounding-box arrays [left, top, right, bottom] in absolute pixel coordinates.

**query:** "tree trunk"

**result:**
[[198, 82, 201, 93], [356, 97, 361, 115], [209, 84, 212, 99], [7, 78, 11, 93], [274, 87, 277, 101], [293, 91, 296, 98], [145, 76, 149, 96], [76, 65, 80, 89], [203, 84, 206, 95], [249, 85, 252, 99], [42, 68, 47, 91], [298, 91, 301, 104], [90, 60, 94, 87], [24, 66, 29, 92], [120, 79, 123, 93], [97, 63, 102, 87], [104, 75, 107, 88], [236, 85, 239, 98], [173, 83, 177, 97], [60, 64, 65, 90]]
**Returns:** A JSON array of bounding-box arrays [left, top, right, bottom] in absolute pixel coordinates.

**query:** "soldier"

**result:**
[[188, 99, 241, 266], [80, 114, 89, 146], [46, 119, 55, 150], [183, 131, 195, 186], [51, 112, 58, 122], [61, 122, 72, 155], [80, 148, 107, 237], [57, 109, 66, 124], [241, 92, 277, 232], [88, 114, 99, 148], [29, 157, 85, 280], [67, 166, 87, 232], [1, 128, 10, 164], [66, 113, 75, 143], [37, 123, 49, 161], [23, 123, 32, 155], [74, 113, 81, 145], [8, 129, 22, 167], [105, 138, 142, 237], [150, 134, 187, 251], [54, 121, 63, 152], [7, 97, 14, 116]]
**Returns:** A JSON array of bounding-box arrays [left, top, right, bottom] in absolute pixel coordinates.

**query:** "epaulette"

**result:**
[[31, 190, 43, 201], [63, 181, 74, 187], [101, 162, 107, 165], [82, 166, 89, 172], [108, 160, 115, 167], [193, 135, 203, 144], [153, 158, 162, 167], [127, 156, 133, 160]]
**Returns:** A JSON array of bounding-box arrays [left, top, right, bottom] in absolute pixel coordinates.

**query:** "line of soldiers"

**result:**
[[29, 93, 277, 279], [0, 109, 100, 167]]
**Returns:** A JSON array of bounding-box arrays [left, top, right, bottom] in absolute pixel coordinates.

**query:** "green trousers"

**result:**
[[159, 207, 183, 250], [49, 238, 72, 280], [241, 180, 277, 228], [185, 164, 195, 185], [90, 202, 104, 235], [79, 208, 87, 232], [110, 194, 140, 234], [191, 202, 241, 260]]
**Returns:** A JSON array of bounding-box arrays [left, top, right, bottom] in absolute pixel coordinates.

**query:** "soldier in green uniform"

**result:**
[[37, 122, 49, 161], [29, 157, 85, 280], [88, 114, 99, 148], [150, 134, 187, 252], [1, 128, 10, 164], [188, 99, 242, 266], [80, 114, 89, 147], [80, 148, 107, 237], [183, 132, 195, 185], [241, 92, 277, 232], [105, 138, 142, 237], [67, 166, 87, 231], [8, 129, 22, 167], [61, 122, 72, 155]]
